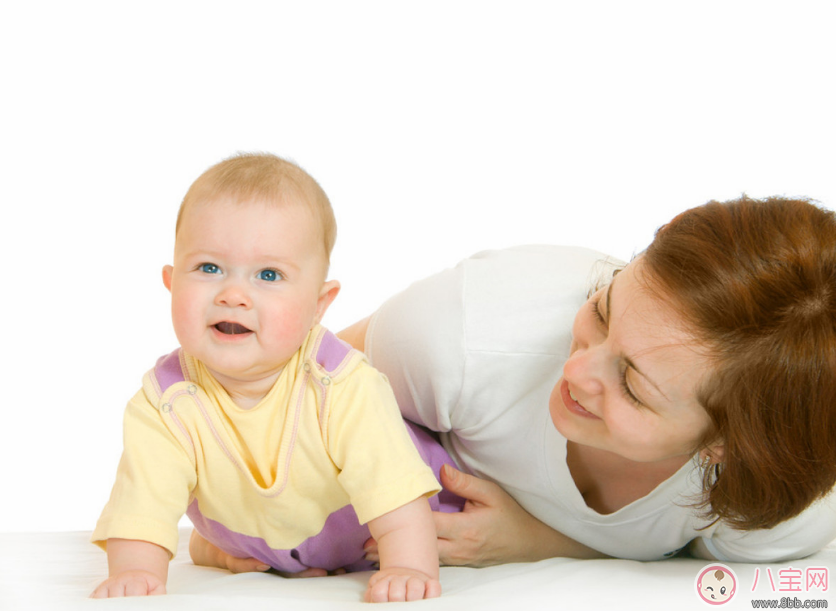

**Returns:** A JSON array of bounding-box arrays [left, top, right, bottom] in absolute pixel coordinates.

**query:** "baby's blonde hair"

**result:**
[[176, 153, 337, 263]]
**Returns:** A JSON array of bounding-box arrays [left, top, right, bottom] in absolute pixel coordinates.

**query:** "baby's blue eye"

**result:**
[[200, 263, 220, 274], [259, 269, 281, 282]]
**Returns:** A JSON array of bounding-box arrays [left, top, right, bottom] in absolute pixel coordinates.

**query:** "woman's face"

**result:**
[[549, 258, 715, 463]]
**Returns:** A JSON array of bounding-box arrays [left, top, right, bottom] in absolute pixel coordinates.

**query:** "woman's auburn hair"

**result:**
[[644, 195, 836, 530]]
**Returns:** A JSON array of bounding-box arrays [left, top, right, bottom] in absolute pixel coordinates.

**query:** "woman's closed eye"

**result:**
[[590, 293, 645, 408], [619, 367, 643, 408], [590, 298, 606, 325]]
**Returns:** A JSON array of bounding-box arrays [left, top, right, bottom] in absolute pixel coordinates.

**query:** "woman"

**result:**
[[193, 195, 836, 570]]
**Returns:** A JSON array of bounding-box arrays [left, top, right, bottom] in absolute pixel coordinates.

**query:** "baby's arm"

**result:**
[[365, 496, 440, 603], [90, 539, 169, 598]]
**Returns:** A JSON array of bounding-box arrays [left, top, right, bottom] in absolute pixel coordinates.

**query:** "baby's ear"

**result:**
[[314, 280, 341, 325], [162, 265, 174, 291]]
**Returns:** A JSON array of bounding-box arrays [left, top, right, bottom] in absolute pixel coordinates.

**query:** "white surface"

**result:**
[[2, 529, 834, 610], [2, 2, 835, 536]]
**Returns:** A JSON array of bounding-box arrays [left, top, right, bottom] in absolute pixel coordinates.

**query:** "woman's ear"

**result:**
[[162, 265, 173, 292], [313, 280, 341, 326], [701, 440, 725, 466]]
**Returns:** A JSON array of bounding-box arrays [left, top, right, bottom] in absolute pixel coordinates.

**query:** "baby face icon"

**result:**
[[696, 564, 738, 605]]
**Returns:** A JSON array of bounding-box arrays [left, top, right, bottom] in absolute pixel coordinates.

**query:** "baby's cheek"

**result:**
[[170, 295, 198, 342], [268, 306, 315, 341]]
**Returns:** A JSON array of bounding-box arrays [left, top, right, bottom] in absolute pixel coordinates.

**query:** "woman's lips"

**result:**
[[560, 379, 600, 420]]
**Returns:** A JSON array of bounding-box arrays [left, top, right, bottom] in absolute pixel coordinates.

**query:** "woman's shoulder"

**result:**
[[463, 244, 620, 275], [458, 245, 621, 355], [459, 245, 622, 317], [366, 245, 619, 429], [369, 244, 622, 370]]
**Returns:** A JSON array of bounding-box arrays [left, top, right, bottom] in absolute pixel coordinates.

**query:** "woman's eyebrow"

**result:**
[[607, 273, 670, 401]]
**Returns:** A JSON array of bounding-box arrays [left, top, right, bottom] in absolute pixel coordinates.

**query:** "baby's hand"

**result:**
[[90, 570, 166, 598], [364, 567, 441, 603]]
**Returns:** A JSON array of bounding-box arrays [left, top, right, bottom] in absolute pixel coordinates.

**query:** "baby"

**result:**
[[91, 153, 451, 602]]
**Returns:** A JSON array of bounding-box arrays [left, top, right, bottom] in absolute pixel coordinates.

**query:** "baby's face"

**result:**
[[163, 197, 337, 388]]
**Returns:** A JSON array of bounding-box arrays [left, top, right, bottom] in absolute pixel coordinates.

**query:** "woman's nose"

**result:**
[[562, 345, 606, 397]]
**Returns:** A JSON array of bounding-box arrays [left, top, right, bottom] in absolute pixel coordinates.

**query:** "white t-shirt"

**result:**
[[366, 245, 836, 563]]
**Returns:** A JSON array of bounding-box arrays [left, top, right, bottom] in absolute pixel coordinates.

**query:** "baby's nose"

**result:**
[[216, 282, 252, 308]]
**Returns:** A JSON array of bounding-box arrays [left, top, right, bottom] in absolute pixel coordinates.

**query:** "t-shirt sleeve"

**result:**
[[325, 361, 442, 525], [91, 389, 197, 557], [700, 487, 836, 563], [364, 261, 467, 433]]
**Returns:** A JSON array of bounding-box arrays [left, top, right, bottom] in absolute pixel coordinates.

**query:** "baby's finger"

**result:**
[[385, 576, 408, 603], [366, 578, 390, 603], [405, 577, 429, 601], [90, 585, 106, 599], [148, 582, 167, 596], [125, 580, 148, 597], [424, 578, 442, 599], [101, 584, 123, 598]]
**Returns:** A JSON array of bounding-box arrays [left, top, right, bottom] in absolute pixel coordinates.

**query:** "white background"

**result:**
[[1, 1, 834, 533]]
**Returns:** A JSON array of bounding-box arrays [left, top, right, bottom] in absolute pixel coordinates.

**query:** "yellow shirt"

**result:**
[[92, 326, 440, 561]]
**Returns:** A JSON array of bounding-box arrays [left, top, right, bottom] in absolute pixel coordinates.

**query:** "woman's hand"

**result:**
[[436, 464, 558, 566], [437, 465, 607, 565], [366, 465, 606, 567]]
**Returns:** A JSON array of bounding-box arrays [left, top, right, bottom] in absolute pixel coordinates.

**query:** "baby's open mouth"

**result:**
[[214, 322, 252, 335]]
